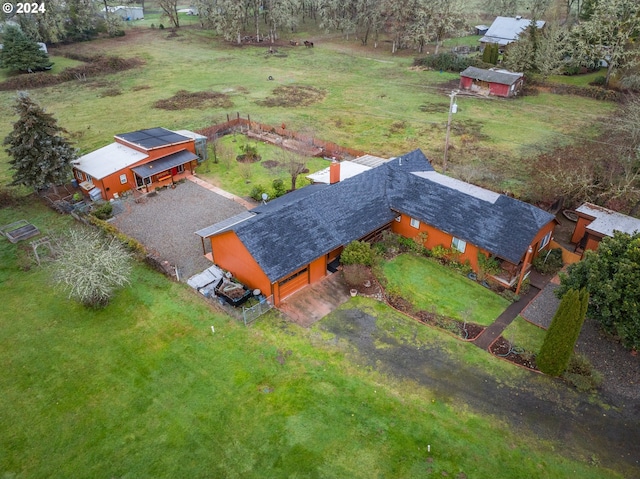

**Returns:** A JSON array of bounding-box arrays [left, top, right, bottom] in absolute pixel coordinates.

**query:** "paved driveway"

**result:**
[[111, 179, 248, 280]]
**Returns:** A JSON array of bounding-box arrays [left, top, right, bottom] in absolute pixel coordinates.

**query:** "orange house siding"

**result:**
[[209, 231, 272, 300], [209, 232, 330, 305], [392, 213, 556, 268], [571, 215, 594, 244], [391, 214, 483, 271]]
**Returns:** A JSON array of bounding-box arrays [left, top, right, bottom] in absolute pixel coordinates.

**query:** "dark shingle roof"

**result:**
[[209, 149, 554, 282], [232, 166, 394, 282], [387, 169, 554, 264], [460, 66, 523, 86]]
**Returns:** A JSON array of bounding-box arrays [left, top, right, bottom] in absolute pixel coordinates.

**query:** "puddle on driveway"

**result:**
[[320, 308, 640, 474]]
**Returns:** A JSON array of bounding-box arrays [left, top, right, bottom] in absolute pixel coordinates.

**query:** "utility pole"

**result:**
[[443, 90, 458, 173]]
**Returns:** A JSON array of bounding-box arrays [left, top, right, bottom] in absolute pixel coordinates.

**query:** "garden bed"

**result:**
[[489, 336, 538, 370], [386, 293, 485, 341]]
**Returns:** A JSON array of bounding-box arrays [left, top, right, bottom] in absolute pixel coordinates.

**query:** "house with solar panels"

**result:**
[[71, 127, 207, 201]]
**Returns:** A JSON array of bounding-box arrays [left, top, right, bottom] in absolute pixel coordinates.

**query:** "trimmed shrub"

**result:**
[[272, 178, 286, 198], [537, 288, 589, 376], [341, 240, 374, 266]]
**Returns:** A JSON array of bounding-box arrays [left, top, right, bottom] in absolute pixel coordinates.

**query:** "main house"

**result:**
[[197, 150, 556, 306], [71, 127, 207, 201]]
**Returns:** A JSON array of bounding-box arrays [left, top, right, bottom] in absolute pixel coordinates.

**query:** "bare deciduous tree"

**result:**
[[52, 228, 133, 308]]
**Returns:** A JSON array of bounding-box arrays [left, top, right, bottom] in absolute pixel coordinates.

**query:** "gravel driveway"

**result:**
[[111, 180, 248, 280]]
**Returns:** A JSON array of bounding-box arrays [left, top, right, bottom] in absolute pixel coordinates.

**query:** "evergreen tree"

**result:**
[[537, 288, 589, 376], [557, 232, 640, 349], [3, 93, 76, 192], [0, 26, 52, 72]]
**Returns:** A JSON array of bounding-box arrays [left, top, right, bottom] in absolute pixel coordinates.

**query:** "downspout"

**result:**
[[515, 246, 533, 295]]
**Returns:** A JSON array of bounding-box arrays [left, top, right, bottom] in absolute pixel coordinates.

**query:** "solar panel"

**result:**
[[116, 128, 190, 149]]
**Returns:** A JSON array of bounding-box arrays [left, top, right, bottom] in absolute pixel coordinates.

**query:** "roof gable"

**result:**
[[460, 66, 523, 85], [233, 166, 394, 282], [480, 16, 545, 45]]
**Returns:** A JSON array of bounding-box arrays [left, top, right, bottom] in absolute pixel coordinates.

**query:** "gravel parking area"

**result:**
[[111, 180, 248, 280]]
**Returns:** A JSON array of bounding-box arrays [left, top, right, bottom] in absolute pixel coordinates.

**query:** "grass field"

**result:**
[[382, 254, 510, 326], [0, 25, 617, 195], [0, 202, 627, 478]]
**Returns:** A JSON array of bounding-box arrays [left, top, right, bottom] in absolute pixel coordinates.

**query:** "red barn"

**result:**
[[460, 67, 524, 98]]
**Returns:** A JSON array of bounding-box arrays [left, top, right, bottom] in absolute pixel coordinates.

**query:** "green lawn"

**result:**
[[0, 201, 626, 477], [382, 254, 510, 326], [502, 315, 548, 354], [547, 69, 605, 87]]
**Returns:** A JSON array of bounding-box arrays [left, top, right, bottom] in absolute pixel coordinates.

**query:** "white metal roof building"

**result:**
[[72, 143, 148, 180], [480, 16, 545, 46]]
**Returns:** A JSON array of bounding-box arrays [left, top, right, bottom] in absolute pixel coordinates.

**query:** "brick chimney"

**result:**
[[329, 160, 340, 184]]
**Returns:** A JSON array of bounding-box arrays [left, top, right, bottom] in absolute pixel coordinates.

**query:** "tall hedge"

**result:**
[[537, 288, 589, 376]]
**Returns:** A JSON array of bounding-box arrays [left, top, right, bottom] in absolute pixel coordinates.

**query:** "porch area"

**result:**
[[488, 260, 531, 289], [132, 150, 198, 193]]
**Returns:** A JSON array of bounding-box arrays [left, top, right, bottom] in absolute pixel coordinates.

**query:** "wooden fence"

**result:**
[[195, 113, 367, 161]]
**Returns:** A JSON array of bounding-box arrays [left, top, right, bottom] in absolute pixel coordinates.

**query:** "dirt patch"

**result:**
[[257, 85, 327, 107], [154, 90, 233, 110], [0, 54, 143, 91], [98, 88, 123, 98], [320, 308, 640, 474], [262, 160, 281, 169]]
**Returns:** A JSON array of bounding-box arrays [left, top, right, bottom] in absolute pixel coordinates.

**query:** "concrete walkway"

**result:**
[[473, 285, 541, 350], [187, 174, 256, 210], [473, 270, 554, 350], [279, 273, 351, 327]]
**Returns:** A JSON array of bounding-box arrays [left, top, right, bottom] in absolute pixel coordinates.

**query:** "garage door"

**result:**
[[278, 267, 309, 299]]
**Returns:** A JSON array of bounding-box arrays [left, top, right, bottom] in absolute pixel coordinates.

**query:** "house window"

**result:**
[[176, 164, 185, 174], [539, 231, 552, 251], [120, 174, 128, 184], [76, 171, 84, 181], [452, 237, 467, 253], [410, 218, 420, 229]]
